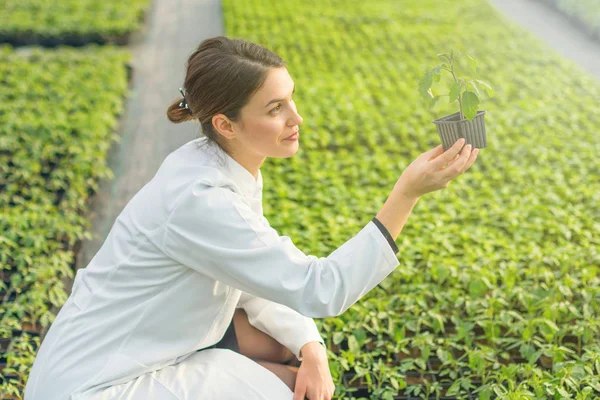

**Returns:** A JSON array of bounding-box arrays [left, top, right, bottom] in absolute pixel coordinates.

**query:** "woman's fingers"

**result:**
[[465, 147, 479, 170], [398, 138, 479, 197], [430, 139, 466, 170], [458, 145, 478, 172], [442, 144, 477, 179], [292, 383, 306, 400]]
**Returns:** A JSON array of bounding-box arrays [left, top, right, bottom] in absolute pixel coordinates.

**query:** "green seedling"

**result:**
[[419, 49, 494, 121]]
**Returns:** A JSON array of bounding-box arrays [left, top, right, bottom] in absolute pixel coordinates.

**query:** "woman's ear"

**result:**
[[212, 114, 236, 140]]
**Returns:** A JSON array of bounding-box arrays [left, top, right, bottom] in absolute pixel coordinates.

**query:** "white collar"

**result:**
[[196, 136, 263, 198], [223, 148, 263, 198]]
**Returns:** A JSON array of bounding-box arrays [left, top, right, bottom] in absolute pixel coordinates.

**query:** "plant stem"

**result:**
[[449, 56, 464, 120]]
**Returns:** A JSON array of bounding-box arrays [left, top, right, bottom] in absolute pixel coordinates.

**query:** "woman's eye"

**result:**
[[270, 104, 282, 114]]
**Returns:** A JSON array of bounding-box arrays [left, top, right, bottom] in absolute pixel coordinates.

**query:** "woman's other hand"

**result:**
[[293, 342, 334, 400]]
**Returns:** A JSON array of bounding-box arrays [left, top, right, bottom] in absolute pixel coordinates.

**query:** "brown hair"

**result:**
[[166, 36, 286, 158]]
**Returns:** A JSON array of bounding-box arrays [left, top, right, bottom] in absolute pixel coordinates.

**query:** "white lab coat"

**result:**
[[23, 137, 400, 400]]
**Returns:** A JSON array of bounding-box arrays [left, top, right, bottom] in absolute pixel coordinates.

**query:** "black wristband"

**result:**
[[371, 217, 399, 254]]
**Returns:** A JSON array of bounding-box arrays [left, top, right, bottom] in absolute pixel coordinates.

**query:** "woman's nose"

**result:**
[[290, 106, 303, 125], [289, 101, 303, 125]]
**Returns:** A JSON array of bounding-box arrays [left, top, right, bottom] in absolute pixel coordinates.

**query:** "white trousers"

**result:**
[[88, 349, 294, 400]]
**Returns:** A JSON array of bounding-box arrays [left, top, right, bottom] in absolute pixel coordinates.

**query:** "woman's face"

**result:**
[[216, 67, 303, 160]]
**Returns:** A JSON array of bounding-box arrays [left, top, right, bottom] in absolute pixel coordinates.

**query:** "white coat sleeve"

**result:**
[[161, 180, 401, 318], [236, 291, 325, 361]]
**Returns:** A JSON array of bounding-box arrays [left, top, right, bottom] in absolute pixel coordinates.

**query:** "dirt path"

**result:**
[[487, 0, 600, 81], [73, 0, 223, 284]]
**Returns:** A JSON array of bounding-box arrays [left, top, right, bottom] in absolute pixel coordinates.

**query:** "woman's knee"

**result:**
[[234, 308, 296, 365]]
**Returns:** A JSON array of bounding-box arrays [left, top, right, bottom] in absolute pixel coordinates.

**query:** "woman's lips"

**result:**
[[284, 132, 299, 141]]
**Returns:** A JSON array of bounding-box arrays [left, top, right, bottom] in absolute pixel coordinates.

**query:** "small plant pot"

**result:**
[[433, 110, 487, 151]]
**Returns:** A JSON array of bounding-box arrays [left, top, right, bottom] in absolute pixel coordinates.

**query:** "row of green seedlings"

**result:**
[[0, 1, 150, 47], [325, 319, 600, 399]]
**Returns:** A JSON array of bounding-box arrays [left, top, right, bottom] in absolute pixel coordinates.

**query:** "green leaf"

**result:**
[[542, 319, 559, 333], [466, 53, 477, 72], [449, 82, 460, 103], [398, 377, 407, 389], [344, 349, 355, 365], [522, 324, 533, 341], [348, 335, 360, 354], [432, 65, 442, 82], [353, 327, 367, 345], [418, 71, 434, 100], [527, 349, 543, 364], [393, 326, 405, 342], [461, 91, 479, 121], [478, 387, 493, 400], [468, 277, 488, 297], [429, 311, 445, 333], [475, 79, 494, 97], [468, 80, 481, 96], [333, 331, 344, 345], [446, 380, 461, 396], [520, 343, 536, 359], [493, 385, 507, 396], [427, 95, 441, 110], [469, 350, 484, 372], [436, 348, 450, 364]]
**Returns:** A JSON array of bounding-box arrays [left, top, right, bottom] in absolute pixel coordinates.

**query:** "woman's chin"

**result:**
[[276, 139, 299, 157]]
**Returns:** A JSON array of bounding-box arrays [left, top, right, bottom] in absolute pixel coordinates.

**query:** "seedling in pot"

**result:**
[[418, 49, 494, 151]]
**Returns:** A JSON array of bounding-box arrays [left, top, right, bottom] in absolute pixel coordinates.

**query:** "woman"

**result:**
[[24, 36, 478, 400]]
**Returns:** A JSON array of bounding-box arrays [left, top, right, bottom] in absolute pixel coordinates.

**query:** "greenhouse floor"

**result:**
[[71, 0, 224, 293], [487, 0, 600, 82]]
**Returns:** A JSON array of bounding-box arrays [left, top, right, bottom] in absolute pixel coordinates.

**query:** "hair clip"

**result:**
[[178, 87, 193, 114]]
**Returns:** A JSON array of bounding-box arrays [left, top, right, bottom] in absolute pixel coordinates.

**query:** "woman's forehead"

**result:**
[[251, 68, 294, 106]]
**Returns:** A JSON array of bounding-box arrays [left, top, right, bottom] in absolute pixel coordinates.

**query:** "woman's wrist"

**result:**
[[299, 341, 327, 361], [376, 183, 420, 240]]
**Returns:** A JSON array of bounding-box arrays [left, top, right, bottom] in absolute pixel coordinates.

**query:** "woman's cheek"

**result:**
[[253, 119, 280, 138]]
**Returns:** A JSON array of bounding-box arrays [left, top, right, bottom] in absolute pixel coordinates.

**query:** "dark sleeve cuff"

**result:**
[[371, 217, 399, 254]]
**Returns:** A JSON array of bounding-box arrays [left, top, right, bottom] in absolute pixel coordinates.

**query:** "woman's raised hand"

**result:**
[[395, 138, 479, 199]]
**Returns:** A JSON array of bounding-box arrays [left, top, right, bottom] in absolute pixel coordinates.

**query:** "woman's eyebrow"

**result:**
[[264, 84, 295, 108]]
